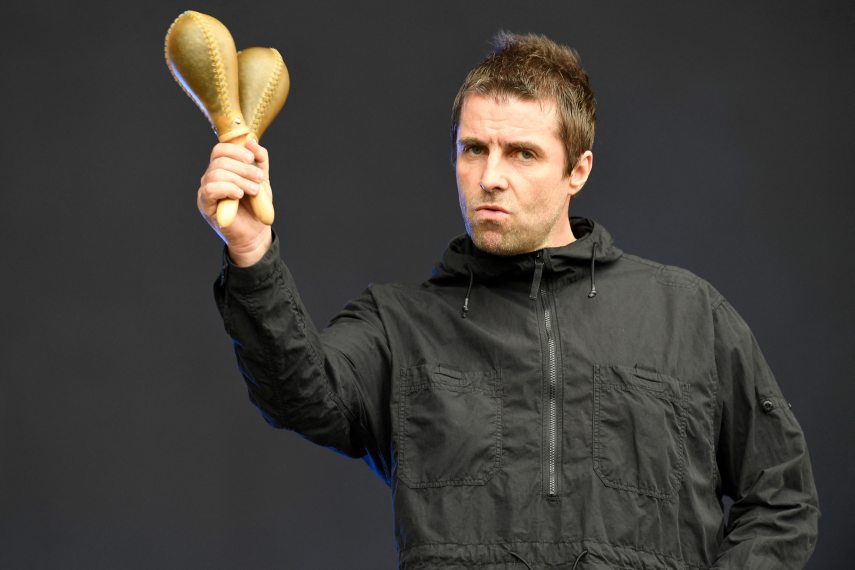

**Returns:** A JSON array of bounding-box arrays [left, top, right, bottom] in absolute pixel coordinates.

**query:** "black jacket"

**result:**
[[214, 217, 819, 569]]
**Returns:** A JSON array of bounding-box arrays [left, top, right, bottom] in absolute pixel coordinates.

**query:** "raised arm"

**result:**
[[199, 141, 392, 483]]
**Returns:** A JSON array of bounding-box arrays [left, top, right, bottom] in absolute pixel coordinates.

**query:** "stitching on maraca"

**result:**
[[164, 15, 198, 106], [189, 11, 232, 120], [250, 53, 285, 135]]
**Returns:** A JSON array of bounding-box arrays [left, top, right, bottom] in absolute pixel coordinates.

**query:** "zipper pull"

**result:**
[[529, 251, 545, 300]]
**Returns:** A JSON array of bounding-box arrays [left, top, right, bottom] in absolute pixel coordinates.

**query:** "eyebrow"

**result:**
[[506, 141, 546, 156], [457, 137, 483, 148], [457, 137, 547, 157]]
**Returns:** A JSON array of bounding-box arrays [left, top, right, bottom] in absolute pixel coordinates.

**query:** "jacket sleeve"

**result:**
[[212, 233, 393, 484], [711, 298, 819, 568]]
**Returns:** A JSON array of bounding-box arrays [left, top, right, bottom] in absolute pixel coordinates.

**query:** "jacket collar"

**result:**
[[432, 216, 623, 283]]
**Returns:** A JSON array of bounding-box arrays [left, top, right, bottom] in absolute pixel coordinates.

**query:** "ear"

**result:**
[[567, 151, 593, 197]]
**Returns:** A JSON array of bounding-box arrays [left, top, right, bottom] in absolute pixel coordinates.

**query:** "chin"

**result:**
[[471, 228, 522, 256]]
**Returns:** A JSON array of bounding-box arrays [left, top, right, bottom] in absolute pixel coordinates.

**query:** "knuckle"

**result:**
[[210, 142, 227, 159]]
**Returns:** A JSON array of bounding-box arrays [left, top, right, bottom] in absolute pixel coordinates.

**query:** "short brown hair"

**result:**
[[450, 32, 596, 175]]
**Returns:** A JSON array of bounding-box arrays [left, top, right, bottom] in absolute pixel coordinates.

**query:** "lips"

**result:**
[[475, 205, 510, 214], [473, 204, 511, 222]]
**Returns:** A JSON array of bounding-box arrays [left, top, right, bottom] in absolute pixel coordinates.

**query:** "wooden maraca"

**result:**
[[165, 11, 289, 227]]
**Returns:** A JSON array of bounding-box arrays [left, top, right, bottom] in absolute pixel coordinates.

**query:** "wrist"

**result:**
[[227, 229, 273, 267]]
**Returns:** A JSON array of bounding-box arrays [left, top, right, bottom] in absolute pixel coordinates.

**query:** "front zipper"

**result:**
[[533, 251, 561, 498], [544, 302, 559, 497]]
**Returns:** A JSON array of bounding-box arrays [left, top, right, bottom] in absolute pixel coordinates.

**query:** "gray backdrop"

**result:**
[[1, 0, 852, 568]]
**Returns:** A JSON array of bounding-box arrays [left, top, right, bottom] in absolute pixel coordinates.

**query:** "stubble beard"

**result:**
[[459, 190, 568, 256], [467, 216, 554, 256]]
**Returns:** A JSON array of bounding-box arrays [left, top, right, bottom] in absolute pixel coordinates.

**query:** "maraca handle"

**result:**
[[215, 133, 275, 227]]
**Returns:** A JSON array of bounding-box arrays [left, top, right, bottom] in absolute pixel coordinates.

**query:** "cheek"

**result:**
[[521, 180, 564, 218], [455, 175, 472, 209], [456, 165, 478, 196], [456, 161, 476, 184]]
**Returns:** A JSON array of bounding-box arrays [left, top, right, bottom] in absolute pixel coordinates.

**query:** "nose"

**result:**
[[479, 154, 508, 192]]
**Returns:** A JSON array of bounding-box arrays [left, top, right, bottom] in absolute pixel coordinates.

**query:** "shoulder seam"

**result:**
[[622, 254, 703, 291]]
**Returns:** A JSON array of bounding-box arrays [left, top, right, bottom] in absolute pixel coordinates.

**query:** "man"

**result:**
[[198, 33, 819, 569]]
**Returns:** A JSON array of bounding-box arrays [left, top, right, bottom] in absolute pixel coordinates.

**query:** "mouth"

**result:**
[[473, 204, 511, 222], [474, 204, 510, 214]]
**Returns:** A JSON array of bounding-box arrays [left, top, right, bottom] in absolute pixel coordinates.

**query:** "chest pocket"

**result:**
[[396, 363, 503, 488], [592, 364, 688, 500]]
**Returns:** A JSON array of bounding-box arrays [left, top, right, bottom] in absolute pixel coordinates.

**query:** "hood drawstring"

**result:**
[[587, 242, 600, 299], [572, 549, 589, 569], [501, 545, 534, 569], [461, 267, 474, 318]]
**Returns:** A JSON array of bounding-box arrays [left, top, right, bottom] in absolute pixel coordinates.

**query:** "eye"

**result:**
[[517, 149, 535, 161], [464, 144, 484, 156]]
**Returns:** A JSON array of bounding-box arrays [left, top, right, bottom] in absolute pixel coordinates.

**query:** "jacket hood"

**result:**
[[432, 217, 623, 283]]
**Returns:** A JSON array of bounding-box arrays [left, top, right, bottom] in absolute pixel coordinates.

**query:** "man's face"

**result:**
[[455, 93, 588, 255]]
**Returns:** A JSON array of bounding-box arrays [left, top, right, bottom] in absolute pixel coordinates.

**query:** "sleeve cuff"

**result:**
[[219, 230, 282, 292]]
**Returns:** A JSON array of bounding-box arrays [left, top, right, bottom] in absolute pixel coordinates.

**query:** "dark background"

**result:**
[[1, 1, 852, 568]]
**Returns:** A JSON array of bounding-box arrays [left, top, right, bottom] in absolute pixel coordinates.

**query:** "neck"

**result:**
[[542, 215, 576, 249]]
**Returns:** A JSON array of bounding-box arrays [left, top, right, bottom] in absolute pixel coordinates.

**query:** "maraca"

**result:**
[[235, 46, 290, 224], [238, 47, 290, 142], [165, 11, 289, 227]]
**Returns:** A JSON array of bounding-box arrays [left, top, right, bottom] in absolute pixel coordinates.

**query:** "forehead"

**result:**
[[458, 93, 561, 141]]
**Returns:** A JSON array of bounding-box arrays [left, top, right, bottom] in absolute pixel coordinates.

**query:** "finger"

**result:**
[[210, 141, 256, 164], [198, 181, 245, 213], [208, 156, 265, 185], [203, 167, 262, 196]]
